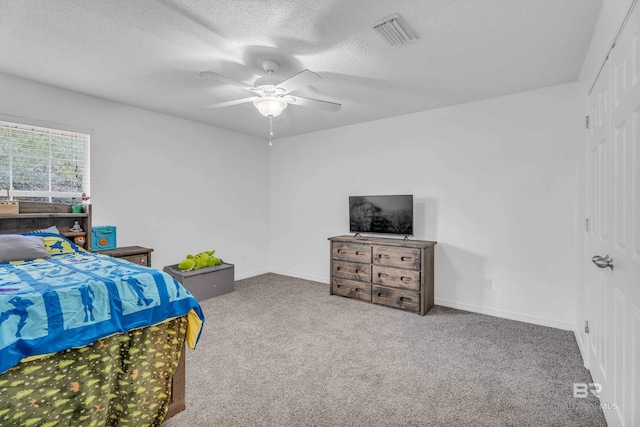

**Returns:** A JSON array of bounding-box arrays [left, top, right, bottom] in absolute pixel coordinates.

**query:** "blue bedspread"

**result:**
[[0, 249, 204, 374]]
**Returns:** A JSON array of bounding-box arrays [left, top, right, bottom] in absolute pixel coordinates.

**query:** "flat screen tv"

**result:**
[[349, 195, 413, 236]]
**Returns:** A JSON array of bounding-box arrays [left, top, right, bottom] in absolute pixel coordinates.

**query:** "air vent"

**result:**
[[373, 13, 417, 47]]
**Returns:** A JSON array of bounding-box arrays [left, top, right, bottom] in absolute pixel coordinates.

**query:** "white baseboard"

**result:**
[[242, 270, 576, 331], [435, 297, 575, 331], [234, 268, 328, 284], [268, 268, 328, 284], [234, 269, 270, 281]]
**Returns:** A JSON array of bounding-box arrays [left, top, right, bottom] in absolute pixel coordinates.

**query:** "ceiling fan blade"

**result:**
[[277, 70, 321, 93], [204, 97, 257, 109], [199, 71, 259, 92], [285, 95, 341, 112]]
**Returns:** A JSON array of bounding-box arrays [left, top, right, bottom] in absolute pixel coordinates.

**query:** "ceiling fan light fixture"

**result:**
[[253, 96, 288, 117]]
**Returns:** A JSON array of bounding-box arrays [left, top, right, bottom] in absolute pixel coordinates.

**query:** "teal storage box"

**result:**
[[92, 226, 117, 251]]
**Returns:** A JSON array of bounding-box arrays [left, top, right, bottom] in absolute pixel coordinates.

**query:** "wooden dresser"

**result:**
[[328, 235, 437, 315]]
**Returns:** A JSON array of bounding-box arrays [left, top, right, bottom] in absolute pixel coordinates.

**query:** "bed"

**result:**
[[0, 202, 204, 426]]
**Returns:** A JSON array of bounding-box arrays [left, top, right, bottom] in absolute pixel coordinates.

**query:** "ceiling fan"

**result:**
[[199, 59, 341, 118]]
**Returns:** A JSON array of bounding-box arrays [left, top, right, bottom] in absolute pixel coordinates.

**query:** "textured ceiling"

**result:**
[[0, 0, 603, 140]]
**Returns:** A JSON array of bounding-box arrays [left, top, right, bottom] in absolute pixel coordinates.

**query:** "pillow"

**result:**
[[42, 235, 85, 254], [23, 225, 60, 235], [18, 232, 85, 255], [0, 234, 52, 263]]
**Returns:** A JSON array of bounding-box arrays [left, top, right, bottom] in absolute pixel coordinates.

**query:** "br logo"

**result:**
[[573, 382, 602, 398]]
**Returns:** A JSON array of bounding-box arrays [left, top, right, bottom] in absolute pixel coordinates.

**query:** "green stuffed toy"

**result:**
[[177, 250, 222, 271]]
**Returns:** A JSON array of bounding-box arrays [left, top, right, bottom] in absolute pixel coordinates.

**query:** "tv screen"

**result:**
[[349, 195, 413, 236]]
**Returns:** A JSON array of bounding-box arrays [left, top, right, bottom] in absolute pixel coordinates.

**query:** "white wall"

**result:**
[[0, 58, 592, 331], [573, 0, 634, 359], [0, 72, 270, 278], [270, 83, 582, 330]]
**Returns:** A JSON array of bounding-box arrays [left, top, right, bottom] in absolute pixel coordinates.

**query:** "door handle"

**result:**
[[592, 255, 614, 270]]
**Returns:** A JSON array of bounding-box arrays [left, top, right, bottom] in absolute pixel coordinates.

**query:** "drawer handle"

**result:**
[[337, 285, 366, 293], [356, 251, 366, 256], [378, 254, 390, 259], [378, 273, 389, 278], [401, 256, 413, 262], [355, 270, 364, 275], [337, 267, 344, 272], [400, 297, 413, 303], [337, 249, 346, 254], [400, 276, 411, 282], [377, 292, 389, 299]]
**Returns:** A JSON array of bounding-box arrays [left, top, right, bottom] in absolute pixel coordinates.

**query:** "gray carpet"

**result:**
[[163, 273, 606, 426]]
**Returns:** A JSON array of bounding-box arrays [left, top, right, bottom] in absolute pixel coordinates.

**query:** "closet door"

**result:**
[[585, 3, 640, 426]]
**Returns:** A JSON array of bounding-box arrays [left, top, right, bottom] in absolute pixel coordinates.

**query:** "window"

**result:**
[[0, 120, 90, 204]]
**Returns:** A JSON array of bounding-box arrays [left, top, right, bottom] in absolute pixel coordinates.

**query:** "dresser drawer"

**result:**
[[371, 285, 420, 312], [332, 277, 371, 301], [332, 243, 371, 263], [120, 253, 149, 266], [372, 266, 420, 291], [332, 260, 371, 282], [373, 246, 420, 270]]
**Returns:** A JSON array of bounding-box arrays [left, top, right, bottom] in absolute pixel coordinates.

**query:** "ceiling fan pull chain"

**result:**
[[269, 116, 273, 146]]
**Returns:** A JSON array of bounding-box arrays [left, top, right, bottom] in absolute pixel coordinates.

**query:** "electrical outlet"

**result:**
[[483, 278, 492, 289]]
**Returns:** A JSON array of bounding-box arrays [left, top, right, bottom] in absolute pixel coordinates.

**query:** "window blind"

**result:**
[[0, 120, 90, 203]]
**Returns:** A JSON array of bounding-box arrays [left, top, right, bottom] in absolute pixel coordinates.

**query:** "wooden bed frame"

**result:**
[[0, 201, 186, 419]]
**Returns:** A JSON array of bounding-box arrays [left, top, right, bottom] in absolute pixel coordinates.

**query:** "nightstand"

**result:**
[[99, 246, 154, 267]]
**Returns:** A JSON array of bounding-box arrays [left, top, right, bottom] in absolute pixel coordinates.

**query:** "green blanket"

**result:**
[[0, 316, 187, 427]]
